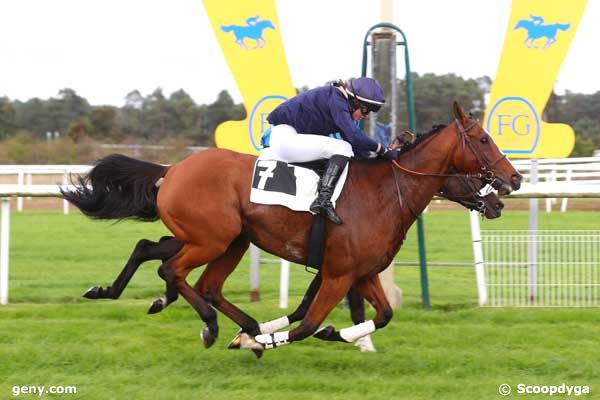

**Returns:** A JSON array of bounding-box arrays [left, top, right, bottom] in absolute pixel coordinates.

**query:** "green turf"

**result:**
[[1, 210, 599, 399]]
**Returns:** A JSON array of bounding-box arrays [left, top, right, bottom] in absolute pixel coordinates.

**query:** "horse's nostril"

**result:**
[[496, 202, 504, 210], [512, 174, 523, 183]]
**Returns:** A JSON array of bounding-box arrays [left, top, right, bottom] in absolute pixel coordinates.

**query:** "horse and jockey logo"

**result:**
[[221, 16, 275, 49], [514, 14, 570, 49]]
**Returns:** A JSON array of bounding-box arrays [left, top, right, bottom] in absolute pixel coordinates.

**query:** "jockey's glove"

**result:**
[[377, 146, 400, 160]]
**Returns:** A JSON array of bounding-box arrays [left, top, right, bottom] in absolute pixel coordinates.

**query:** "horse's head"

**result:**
[[451, 102, 522, 195], [514, 20, 528, 30], [438, 175, 504, 219], [260, 20, 275, 31]]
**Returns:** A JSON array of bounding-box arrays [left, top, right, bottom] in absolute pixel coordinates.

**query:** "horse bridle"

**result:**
[[455, 118, 507, 188], [391, 118, 507, 187], [438, 173, 491, 216], [389, 118, 506, 219]]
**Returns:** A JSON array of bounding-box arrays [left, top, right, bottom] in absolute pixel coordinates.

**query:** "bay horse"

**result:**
[[62, 102, 521, 354]]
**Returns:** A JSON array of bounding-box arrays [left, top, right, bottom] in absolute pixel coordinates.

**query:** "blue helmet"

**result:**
[[346, 77, 386, 113]]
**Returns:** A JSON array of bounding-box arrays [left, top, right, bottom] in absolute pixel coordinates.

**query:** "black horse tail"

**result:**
[[61, 154, 168, 221]]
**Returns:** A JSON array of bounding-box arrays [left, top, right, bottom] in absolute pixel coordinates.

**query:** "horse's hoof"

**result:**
[[228, 333, 242, 349], [354, 335, 377, 353], [83, 286, 102, 299], [147, 298, 166, 314], [200, 327, 217, 349], [313, 325, 336, 341], [251, 348, 264, 359]]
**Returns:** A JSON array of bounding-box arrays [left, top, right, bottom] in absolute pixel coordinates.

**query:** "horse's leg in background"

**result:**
[[313, 275, 392, 345], [83, 236, 182, 301], [157, 244, 224, 349], [347, 286, 377, 352]]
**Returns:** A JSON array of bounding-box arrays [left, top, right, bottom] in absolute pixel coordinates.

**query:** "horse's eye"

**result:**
[[480, 136, 489, 144]]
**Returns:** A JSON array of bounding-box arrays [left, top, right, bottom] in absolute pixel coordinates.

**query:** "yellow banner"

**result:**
[[484, 0, 587, 158], [202, 0, 296, 154]]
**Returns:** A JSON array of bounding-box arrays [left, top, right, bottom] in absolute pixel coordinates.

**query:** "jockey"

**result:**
[[264, 77, 399, 225]]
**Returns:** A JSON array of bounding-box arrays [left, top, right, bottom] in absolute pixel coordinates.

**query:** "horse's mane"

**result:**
[[399, 124, 447, 155]]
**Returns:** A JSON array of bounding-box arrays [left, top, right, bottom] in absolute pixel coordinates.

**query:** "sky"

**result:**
[[1, 0, 598, 107]]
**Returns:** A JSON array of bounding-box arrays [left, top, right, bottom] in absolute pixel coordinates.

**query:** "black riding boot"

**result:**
[[310, 155, 349, 225]]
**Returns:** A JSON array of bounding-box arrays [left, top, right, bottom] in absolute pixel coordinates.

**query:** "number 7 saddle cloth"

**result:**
[[250, 147, 349, 212]]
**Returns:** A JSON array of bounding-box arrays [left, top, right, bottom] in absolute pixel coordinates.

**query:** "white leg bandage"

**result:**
[[254, 331, 290, 349], [259, 316, 290, 334], [339, 320, 376, 343]]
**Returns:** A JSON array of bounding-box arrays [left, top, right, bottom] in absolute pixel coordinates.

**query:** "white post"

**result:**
[[62, 173, 69, 215], [0, 198, 10, 305], [470, 210, 487, 306], [17, 172, 24, 212], [561, 169, 572, 212], [279, 259, 290, 309], [249, 244, 260, 301], [528, 159, 539, 303]]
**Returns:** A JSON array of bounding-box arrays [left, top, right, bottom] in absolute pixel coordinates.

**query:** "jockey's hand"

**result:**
[[377, 146, 400, 160]]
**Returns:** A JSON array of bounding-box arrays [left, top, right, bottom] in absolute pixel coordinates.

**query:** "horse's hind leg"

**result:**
[[158, 244, 223, 348], [84, 236, 182, 300], [194, 235, 265, 339]]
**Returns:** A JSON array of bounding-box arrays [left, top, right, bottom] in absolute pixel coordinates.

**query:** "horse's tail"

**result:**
[[557, 23, 571, 31], [220, 24, 235, 32], [61, 154, 168, 222]]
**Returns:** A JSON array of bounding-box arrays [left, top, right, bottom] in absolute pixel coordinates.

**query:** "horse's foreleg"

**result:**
[[347, 285, 366, 324], [157, 244, 220, 349], [346, 285, 376, 352], [84, 236, 182, 300], [313, 275, 391, 347], [245, 274, 354, 351], [255, 272, 323, 337], [355, 275, 393, 330]]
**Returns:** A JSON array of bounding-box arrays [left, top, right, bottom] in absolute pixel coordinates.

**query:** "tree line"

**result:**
[[0, 73, 597, 163]]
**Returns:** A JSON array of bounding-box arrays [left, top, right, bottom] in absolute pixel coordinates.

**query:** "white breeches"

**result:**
[[269, 124, 354, 163]]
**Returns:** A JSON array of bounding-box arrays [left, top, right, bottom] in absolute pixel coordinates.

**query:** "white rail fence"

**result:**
[[512, 157, 600, 211], [0, 165, 90, 214]]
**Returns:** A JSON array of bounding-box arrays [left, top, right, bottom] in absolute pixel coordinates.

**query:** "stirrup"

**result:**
[[311, 201, 342, 225]]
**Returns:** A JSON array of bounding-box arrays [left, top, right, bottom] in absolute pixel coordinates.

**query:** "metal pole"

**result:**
[[361, 22, 429, 309], [0, 199, 10, 305]]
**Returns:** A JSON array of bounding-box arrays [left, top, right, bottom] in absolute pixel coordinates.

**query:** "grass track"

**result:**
[[1, 210, 599, 399]]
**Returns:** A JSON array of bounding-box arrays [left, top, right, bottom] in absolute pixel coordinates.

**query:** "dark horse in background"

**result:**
[[62, 103, 521, 356]]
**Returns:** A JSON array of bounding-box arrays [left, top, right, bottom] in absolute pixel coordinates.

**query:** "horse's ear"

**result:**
[[452, 101, 467, 122]]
